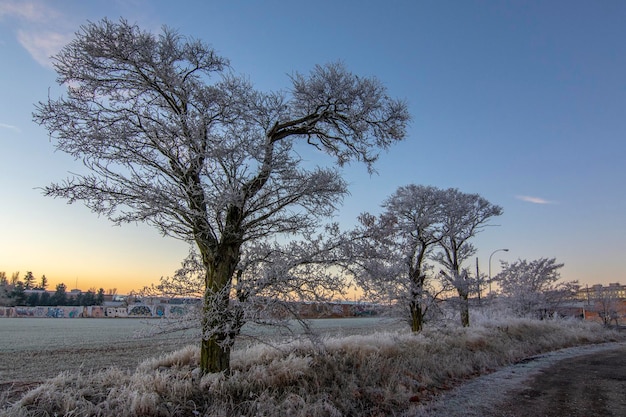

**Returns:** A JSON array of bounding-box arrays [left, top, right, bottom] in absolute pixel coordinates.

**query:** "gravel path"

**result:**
[[411, 341, 626, 417]]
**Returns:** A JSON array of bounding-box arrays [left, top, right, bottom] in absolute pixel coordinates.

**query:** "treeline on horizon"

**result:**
[[0, 271, 108, 307]]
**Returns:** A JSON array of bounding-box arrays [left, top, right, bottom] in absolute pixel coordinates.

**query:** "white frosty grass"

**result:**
[[3, 317, 621, 417]]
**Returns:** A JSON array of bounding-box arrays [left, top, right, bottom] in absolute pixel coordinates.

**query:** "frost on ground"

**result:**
[[412, 341, 626, 417], [1, 317, 623, 417]]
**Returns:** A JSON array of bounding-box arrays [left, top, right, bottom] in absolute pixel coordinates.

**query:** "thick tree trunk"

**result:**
[[198, 239, 241, 375], [200, 334, 231, 373]]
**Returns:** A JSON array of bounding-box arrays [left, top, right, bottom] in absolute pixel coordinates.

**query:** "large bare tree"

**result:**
[[34, 19, 410, 374]]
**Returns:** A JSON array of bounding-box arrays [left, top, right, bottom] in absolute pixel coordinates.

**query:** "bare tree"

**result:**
[[34, 19, 410, 374], [350, 185, 446, 332], [592, 286, 622, 327], [495, 257, 577, 318], [434, 189, 502, 327]]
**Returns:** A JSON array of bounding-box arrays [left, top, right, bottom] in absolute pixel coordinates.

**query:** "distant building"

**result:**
[[574, 283, 626, 325], [576, 283, 626, 303]]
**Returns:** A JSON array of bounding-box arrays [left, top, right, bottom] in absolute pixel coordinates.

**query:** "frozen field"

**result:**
[[1, 318, 166, 352], [0, 317, 397, 386], [0, 317, 395, 351]]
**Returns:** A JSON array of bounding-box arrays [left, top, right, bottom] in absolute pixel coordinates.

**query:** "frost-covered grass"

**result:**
[[3, 317, 621, 417], [0, 318, 166, 352]]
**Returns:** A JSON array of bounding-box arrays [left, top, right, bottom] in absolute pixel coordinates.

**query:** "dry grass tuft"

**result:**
[[3, 317, 621, 417]]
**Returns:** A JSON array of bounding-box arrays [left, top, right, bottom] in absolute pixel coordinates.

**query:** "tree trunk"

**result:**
[[459, 290, 470, 327], [198, 239, 241, 375], [410, 301, 424, 332], [200, 334, 231, 373]]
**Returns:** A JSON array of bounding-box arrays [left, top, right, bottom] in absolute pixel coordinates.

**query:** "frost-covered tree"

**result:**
[[350, 185, 446, 332], [434, 189, 502, 327], [34, 19, 410, 374], [139, 224, 353, 343], [592, 286, 621, 327], [495, 257, 576, 318]]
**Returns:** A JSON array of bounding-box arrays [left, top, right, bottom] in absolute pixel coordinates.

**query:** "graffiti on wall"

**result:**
[[0, 303, 191, 318]]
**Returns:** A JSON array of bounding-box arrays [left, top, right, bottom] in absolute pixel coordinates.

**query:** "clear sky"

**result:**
[[1, 0, 624, 295]]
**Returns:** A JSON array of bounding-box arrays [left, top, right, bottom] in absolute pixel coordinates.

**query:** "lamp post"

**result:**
[[488, 248, 509, 294]]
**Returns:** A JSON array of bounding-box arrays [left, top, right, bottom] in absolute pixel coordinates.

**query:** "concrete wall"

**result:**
[[0, 304, 192, 318]]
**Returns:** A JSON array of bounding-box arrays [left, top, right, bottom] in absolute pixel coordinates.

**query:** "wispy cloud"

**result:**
[[516, 195, 557, 205], [0, 0, 71, 68], [0, 122, 21, 133], [17, 29, 71, 68], [0, 0, 59, 22]]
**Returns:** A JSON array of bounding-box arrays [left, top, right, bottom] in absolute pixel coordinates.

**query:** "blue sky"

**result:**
[[1, 0, 624, 294]]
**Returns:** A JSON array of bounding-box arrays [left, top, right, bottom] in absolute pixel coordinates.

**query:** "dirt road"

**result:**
[[493, 345, 626, 417], [416, 342, 626, 417]]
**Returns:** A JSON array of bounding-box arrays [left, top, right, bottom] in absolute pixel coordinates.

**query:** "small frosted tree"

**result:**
[[591, 286, 621, 327], [35, 19, 409, 374], [495, 257, 576, 318], [350, 185, 446, 332], [434, 189, 502, 327]]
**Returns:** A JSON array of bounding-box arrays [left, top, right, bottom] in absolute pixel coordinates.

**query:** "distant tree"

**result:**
[[350, 185, 446, 332], [495, 258, 576, 318], [592, 286, 621, 327], [11, 282, 26, 306], [0, 273, 11, 306], [434, 189, 503, 327], [82, 289, 97, 306], [70, 293, 81, 306], [52, 283, 68, 306], [96, 288, 105, 305], [26, 291, 40, 306], [23, 271, 35, 290], [39, 291, 51, 306], [10, 272, 19, 286], [35, 19, 409, 374], [38, 274, 48, 290]]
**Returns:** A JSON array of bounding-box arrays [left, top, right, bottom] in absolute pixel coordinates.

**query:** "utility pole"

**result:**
[[476, 257, 481, 305]]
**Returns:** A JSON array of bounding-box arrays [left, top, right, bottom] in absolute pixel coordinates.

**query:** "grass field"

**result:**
[[1, 316, 622, 416], [0, 317, 398, 384], [0, 318, 175, 352]]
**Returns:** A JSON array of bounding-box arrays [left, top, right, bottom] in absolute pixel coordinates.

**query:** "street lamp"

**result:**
[[488, 248, 509, 294]]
